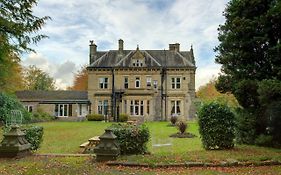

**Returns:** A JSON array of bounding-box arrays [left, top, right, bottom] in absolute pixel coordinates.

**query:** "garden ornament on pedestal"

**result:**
[[94, 128, 120, 162], [0, 124, 31, 158]]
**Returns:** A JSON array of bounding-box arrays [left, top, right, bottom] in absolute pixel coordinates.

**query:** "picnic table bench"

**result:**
[[80, 136, 100, 154]]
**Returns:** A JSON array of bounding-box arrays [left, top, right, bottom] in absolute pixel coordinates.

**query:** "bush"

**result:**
[[177, 120, 187, 134], [170, 116, 177, 125], [110, 123, 150, 155], [31, 108, 55, 123], [0, 92, 32, 124], [3, 125, 44, 151], [198, 102, 235, 150], [235, 108, 257, 145], [86, 114, 104, 121], [119, 113, 129, 122], [22, 125, 44, 151], [255, 134, 273, 147]]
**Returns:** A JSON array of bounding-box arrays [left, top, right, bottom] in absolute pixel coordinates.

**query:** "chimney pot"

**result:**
[[89, 40, 97, 64], [118, 39, 124, 52], [169, 43, 180, 52]]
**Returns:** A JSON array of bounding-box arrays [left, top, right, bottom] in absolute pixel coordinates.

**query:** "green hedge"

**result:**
[[198, 102, 235, 150], [86, 114, 104, 121], [31, 111, 55, 123], [110, 123, 150, 155], [22, 125, 44, 151], [119, 113, 129, 122]]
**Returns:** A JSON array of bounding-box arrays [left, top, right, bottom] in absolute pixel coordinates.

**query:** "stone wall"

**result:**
[[88, 68, 196, 121]]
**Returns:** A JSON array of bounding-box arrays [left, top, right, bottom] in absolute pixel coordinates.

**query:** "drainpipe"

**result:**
[[111, 68, 116, 122]]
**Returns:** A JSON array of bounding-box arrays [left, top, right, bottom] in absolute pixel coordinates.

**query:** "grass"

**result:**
[[1, 121, 280, 163], [35, 121, 111, 153], [0, 121, 281, 174]]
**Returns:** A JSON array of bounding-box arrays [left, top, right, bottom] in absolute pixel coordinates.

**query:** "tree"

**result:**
[[23, 65, 56, 90], [69, 65, 88, 91], [215, 0, 281, 107], [0, 0, 50, 93], [0, 0, 50, 54], [215, 0, 281, 146], [196, 78, 239, 108], [0, 52, 24, 93]]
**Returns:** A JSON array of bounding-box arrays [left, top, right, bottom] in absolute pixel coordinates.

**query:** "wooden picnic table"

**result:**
[[82, 136, 100, 154]]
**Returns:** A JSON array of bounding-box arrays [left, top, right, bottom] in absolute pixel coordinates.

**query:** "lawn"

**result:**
[[2, 121, 280, 163], [1, 121, 281, 162], [1, 121, 281, 174]]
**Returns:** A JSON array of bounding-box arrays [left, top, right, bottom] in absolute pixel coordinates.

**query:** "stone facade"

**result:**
[[16, 91, 89, 118], [88, 40, 196, 121]]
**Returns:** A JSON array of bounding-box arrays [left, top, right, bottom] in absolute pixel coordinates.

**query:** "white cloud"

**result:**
[[196, 64, 221, 89], [23, 53, 77, 89], [22, 0, 228, 89]]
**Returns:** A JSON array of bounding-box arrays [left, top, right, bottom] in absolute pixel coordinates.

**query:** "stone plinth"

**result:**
[[0, 125, 31, 158], [94, 129, 120, 162]]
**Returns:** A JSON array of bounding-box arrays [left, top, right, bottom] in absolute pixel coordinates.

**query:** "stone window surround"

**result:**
[[99, 77, 108, 89], [171, 77, 181, 89], [130, 100, 144, 116], [98, 100, 109, 115]]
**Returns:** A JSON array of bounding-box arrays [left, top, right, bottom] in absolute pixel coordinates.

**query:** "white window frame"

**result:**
[[124, 77, 129, 89], [135, 77, 140, 88], [153, 80, 158, 89], [171, 77, 181, 89], [99, 77, 108, 89], [171, 100, 181, 116], [130, 100, 144, 116], [98, 100, 109, 115], [58, 104, 69, 117], [146, 77, 152, 87], [25, 105, 33, 113]]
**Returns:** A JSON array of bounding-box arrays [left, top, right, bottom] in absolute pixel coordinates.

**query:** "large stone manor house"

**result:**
[[16, 39, 196, 121]]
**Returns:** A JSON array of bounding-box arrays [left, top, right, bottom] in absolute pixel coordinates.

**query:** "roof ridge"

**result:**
[[143, 50, 162, 66], [90, 52, 109, 66], [115, 50, 134, 66], [176, 52, 195, 67]]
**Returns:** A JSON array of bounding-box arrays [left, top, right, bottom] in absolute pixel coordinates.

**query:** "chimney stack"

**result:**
[[118, 39, 124, 52], [89, 40, 97, 64], [169, 43, 180, 52]]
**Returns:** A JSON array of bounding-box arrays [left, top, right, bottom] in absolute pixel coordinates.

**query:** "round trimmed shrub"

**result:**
[[198, 102, 235, 150], [86, 114, 104, 121], [110, 123, 150, 155], [177, 120, 187, 134]]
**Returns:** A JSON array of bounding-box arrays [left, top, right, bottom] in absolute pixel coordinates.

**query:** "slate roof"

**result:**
[[88, 49, 195, 68], [15, 90, 88, 102]]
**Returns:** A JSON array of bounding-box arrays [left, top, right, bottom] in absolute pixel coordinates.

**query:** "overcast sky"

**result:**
[[22, 0, 229, 90]]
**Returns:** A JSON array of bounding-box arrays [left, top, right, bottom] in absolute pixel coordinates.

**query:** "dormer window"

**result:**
[[132, 59, 143, 67]]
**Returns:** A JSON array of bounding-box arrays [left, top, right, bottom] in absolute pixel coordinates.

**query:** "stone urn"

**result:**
[[94, 128, 120, 162], [0, 125, 31, 158]]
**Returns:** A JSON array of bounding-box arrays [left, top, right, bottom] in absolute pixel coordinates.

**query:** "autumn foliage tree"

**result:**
[[196, 78, 239, 108], [0, 0, 50, 93], [0, 52, 24, 93], [70, 66, 88, 91], [23, 65, 56, 90]]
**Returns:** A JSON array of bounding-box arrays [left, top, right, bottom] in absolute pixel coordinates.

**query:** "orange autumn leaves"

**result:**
[[196, 78, 239, 108], [69, 66, 88, 91]]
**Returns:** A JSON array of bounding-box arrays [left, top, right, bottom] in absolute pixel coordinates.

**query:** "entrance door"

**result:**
[[58, 104, 68, 117]]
